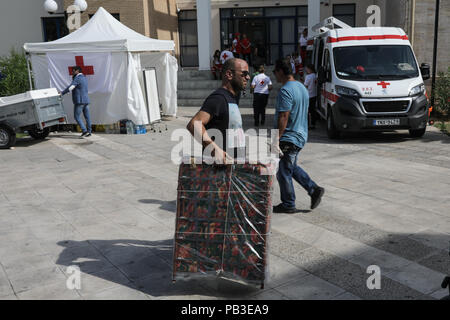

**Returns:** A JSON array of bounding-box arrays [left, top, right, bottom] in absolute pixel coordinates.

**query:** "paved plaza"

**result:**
[[0, 106, 449, 300]]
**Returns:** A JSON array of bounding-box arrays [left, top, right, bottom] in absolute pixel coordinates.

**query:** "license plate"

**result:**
[[373, 119, 400, 126]]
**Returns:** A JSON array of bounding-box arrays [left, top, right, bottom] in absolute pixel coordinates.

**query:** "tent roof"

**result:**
[[24, 7, 175, 53]]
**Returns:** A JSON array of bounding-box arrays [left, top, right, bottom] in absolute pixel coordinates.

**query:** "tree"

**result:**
[[434, 66, 450, 118], [0, 48, 31, 97]]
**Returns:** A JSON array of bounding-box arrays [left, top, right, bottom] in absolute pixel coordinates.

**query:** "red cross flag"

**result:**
[[47, 53, 114, 94]]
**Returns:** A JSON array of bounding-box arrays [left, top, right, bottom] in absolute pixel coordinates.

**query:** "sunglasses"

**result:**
[[231, 70, 250, 77]]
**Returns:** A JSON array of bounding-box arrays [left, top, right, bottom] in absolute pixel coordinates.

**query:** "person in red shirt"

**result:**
[[232, 33, 242, 58], [241, 34, 252, 67]]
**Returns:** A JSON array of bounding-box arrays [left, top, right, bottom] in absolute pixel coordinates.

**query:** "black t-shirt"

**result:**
[[200, 88, 245, 158]]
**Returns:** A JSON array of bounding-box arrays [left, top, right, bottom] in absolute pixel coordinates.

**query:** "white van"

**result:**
[[310, 17, 430, 139]]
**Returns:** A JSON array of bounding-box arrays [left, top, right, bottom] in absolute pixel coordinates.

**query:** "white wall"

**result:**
[[0, 0, 65, 57]]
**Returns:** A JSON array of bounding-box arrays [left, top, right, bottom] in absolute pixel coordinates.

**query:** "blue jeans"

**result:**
[[74, 104, 92, 133], [276, 143, 318, 208]]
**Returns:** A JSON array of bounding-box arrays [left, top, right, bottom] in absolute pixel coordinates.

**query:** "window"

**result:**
[[220, 6, 307, 65], [333, 4, 355, 27], [89, 13, 120, 20], [179, 10, 198, 67], [232, 8, 263, 17], [42, 17, 69, 42], [265, 7, 296, 17], [333, 45, 419, 80]]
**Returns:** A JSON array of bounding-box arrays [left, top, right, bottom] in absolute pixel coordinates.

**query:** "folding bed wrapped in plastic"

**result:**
[[172, 162, 274, 288]]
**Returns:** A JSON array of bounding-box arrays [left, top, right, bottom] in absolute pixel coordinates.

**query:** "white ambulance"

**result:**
[[310, 17, 430, 139]]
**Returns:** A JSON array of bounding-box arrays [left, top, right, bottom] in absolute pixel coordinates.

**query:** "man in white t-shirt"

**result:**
[[251, 65, 273, 126], [299, 28, 309, 65], [220, 47, 234, 65], [303, 64, 318, 129]]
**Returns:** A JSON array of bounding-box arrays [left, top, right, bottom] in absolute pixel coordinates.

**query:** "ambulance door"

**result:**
[[316, 38, 326, 118], [321, 49, 332, 117]]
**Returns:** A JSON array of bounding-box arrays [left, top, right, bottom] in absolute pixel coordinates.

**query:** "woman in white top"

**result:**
[[304, 64, 318, 129], [251, 65, 273, 126]]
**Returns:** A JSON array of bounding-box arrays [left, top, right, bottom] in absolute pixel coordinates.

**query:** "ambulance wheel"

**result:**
[[327, 109, 340, 139], [0, 124, 16, 149], [29, 127, 50, 140], [409, 128, 426, 138]]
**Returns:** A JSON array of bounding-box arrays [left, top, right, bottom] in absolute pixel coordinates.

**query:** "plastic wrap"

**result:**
[[172, 162, 274, 288]]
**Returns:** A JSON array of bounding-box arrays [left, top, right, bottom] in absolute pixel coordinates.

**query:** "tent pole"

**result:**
[[26, 54, 33, 91]]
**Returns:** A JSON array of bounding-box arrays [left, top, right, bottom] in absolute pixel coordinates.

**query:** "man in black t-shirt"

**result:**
[[187, 58, 250, 164]]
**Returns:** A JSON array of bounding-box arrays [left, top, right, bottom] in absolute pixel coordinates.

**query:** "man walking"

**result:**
[[60, 66, 92, 138], [251, 65, 272, 127], [187, 58, 250, 163], [272, 58, 324, 213]]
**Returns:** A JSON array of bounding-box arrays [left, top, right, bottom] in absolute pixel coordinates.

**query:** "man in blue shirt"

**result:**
[[272, 58, 324, 213], [60, 66, 92, 138]]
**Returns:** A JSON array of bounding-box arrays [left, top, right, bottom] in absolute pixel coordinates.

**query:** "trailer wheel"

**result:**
[[28, 127, 50, 140], [326, 109, 340, 139], [409, 127, 426, 138], [0, 124, 16, 149]]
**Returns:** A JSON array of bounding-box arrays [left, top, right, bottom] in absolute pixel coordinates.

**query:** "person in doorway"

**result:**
[[304, 64, 318, 130], [187, 58, 250, 163], [232, 33, 242, 59], [251, 65, 272, 127], [60, 66, 92, 138], [211, 50, 222, 80], [287, 54, 296, 75], [272, 58, 324, 213], [299, 28, 308, 65], [253, 41, 265, 69], [293, 52, 303, 81], [241, 34, 252, 67]]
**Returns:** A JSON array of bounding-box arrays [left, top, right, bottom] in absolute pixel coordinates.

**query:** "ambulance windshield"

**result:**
[[333, 45, 419, 80]]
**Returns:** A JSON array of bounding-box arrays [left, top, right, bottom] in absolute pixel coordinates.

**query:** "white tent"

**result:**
[[24, 7, 178, 125]]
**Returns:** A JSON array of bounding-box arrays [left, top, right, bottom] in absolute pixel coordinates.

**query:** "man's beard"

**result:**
[[231, 78, 245, 93]]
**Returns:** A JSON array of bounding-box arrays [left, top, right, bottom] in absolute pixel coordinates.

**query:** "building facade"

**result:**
[[176, 0, 448, 74], [61, 0, 180, 59], [0, 0, 180, 60], [0, 0, 67, 57], [0, 0, 447, 75]]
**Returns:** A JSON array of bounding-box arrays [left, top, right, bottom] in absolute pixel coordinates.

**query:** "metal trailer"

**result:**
[[0, 88, 67, 148]]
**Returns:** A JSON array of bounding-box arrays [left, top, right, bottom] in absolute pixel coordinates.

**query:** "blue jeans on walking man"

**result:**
[[276, 143, 318, 209], [74, 104, 92, 134]]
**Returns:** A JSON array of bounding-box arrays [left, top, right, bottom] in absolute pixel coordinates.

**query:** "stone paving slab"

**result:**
[[0, 109, 449, 300]]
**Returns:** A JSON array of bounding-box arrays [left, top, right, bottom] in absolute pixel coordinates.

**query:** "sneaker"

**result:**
[[84, 133, 92, 137], [80, 132, 89, 138], [273, 203, 297, 214], [310, 187, 325, 210]]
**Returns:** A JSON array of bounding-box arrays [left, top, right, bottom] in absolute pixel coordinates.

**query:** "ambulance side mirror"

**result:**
[[420, 63, 430, 80]]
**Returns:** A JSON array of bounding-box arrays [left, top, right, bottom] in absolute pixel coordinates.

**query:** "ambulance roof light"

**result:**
[[312, 16, 352, 34]]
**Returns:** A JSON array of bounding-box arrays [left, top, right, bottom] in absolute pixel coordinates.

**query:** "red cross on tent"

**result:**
[[68, 56, 95, 76], [377, 81, 390, 89]]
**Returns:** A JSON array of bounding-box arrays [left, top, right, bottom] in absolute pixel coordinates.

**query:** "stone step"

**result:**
[[178, 70, 214, 81], [178, 98, 277, 108], [178, 88, 279, 99], [178, 80, 222, 90], [178, 79, 282, 90]]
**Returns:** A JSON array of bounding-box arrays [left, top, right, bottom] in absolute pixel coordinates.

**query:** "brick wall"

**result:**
[[63, 0, 179, 58], [412, 0, 449, 74]]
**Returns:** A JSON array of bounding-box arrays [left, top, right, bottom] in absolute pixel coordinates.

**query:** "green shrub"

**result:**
[[433, 66, 450, 117], [0, 48, 31, 97]]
